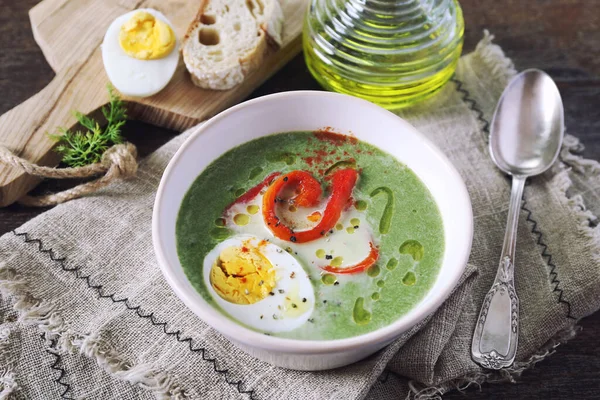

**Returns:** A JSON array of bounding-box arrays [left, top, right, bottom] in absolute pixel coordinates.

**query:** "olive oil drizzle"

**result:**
[[370, 186, 394, 234]]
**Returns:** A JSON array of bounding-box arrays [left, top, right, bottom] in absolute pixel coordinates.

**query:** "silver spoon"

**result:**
[[471, 69, 564, 369]]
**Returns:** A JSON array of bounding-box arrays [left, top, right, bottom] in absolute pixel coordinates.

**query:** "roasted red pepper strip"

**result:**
[[262, 169, 358, 243], [321, 242, 379, 274], [291, 172, 322, 207], [224, 172, 281, 213]]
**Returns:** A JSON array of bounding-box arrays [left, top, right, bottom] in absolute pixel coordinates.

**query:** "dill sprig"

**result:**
[[49, 85, 127, 167]]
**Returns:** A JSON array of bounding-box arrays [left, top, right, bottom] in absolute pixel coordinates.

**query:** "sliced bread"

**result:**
[[182, 0, 284, 90]]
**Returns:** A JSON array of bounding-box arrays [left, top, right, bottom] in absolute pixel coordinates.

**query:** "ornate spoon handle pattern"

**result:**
[[471, 176, 524, 369]]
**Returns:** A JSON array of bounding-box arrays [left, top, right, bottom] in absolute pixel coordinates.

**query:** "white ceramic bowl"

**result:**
[[153, 91, 473, 371]]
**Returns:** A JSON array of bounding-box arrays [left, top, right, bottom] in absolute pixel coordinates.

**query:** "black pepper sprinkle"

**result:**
[[308, 318, 314, 323], [290, 236, 297, 242], [259, 280, 264, 286], [290, 272, 296, 278], [323, 300, 327, 304], [264, 333, 271, 336], [283, 176, 289, 181], [260, 315, 264, 319], [278, 289, 285, 294], [325, 255, 333, 260], [292, 303, 297, 308], [269, 292, 275, 296], [354, 225, 359, 229], [273, 314, 278, 320], [302, 298, 307, 303], [334, 281, 340, 286], [320, 231, 325, 236]]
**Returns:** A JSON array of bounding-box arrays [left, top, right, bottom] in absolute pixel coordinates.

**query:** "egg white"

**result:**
[[204, 236, 316, 333], [101, 9, 179, 97]]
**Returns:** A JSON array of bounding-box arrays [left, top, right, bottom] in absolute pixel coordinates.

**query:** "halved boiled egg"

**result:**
[[102, 9, 179, 97], [204, 235, 315, 333]]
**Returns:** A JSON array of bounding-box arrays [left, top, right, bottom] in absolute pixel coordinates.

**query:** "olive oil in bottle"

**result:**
[[303, 0, 464, 109]]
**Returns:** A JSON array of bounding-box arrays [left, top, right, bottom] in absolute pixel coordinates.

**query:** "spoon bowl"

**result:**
[[490, 69, 564, 177]]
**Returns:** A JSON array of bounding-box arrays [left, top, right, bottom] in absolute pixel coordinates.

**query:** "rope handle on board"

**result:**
[[0, 143, 138, 207]]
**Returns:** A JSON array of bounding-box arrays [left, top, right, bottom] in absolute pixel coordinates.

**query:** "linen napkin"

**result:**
[[1, 33, 599, 400]]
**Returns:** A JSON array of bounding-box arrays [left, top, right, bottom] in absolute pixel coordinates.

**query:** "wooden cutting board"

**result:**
[[0, 0, 308, 207]]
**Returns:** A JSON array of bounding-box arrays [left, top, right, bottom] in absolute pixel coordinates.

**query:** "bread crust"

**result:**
[[182, 0, 284, 90]]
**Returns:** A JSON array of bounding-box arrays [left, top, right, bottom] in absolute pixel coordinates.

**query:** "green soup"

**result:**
[[176, 131, 444, 340]]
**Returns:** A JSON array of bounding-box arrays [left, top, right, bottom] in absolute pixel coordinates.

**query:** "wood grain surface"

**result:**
[[0, 0, 307, 207], [1, 0, 599, 398]]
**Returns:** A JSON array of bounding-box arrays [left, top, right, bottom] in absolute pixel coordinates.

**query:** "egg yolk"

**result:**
[[119, 11, 175, 60], [210, 244, 276, 305]]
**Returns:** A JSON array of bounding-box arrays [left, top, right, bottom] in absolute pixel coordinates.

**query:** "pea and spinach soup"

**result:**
[[176, 131, 444, 340]]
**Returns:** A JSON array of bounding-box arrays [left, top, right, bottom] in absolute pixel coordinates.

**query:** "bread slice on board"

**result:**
[[182, 0, 284, 90]]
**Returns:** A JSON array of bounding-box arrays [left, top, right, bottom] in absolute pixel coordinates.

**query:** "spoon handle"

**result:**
[[472, 175, 525, 369]]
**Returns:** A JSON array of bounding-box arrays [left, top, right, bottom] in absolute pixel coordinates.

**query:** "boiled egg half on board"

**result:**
[[102, 9, 179, 97]]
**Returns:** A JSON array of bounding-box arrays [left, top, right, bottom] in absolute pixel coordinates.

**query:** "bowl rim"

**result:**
[[152, 90, 473, 354]]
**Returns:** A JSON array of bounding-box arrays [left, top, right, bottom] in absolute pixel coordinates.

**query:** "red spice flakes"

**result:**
[[302, 130, 360, 172], [314, 149, 328, 158], [241, 246, 249, 253], [303, 149, 328, 170], [313, 130, 358, 145], [240, 277, 247, 283]]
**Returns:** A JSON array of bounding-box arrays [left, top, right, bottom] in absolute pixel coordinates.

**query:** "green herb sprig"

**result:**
[[49, 85, 127, 167]]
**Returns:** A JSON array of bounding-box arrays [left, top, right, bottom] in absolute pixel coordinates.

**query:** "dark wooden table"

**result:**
[[1, 0, 599, 398]]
